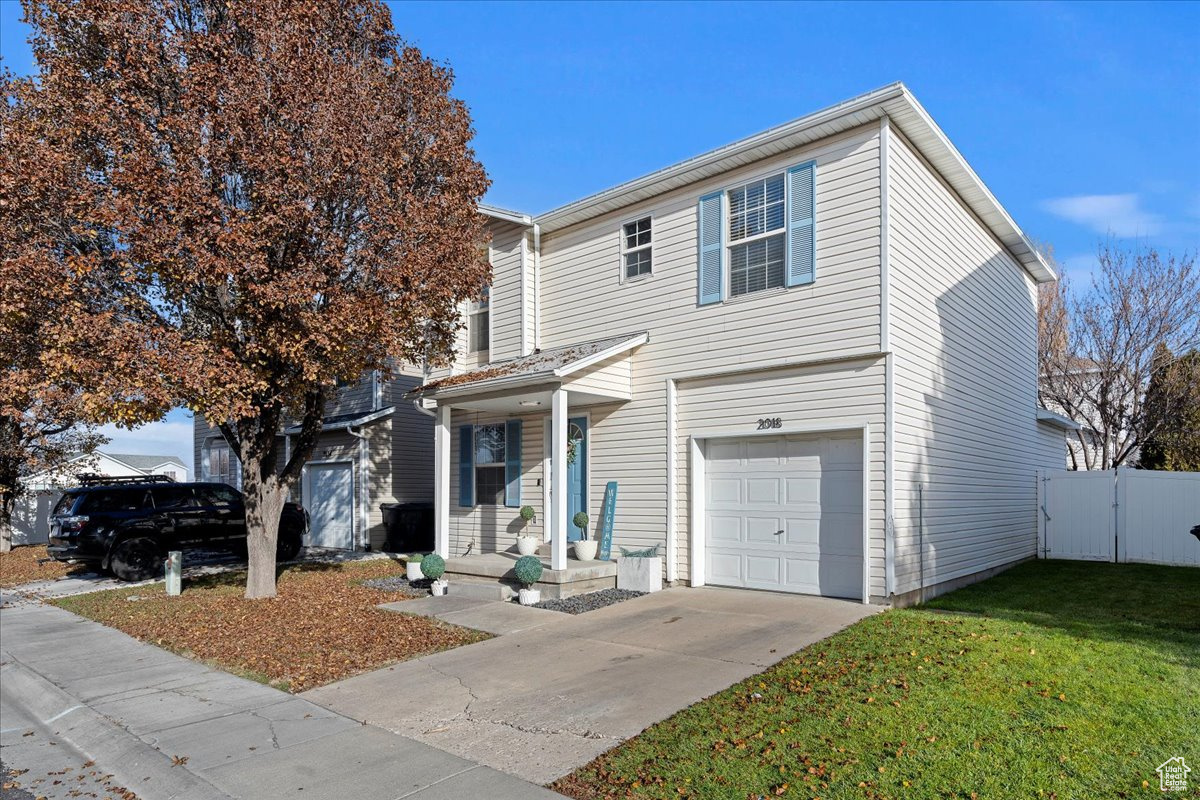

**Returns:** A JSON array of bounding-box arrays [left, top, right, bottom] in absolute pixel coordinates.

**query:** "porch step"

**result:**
[[448, 577, 514, 602]]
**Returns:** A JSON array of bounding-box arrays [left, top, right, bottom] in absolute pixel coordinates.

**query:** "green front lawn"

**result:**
[[553, 561, 1200, 799]]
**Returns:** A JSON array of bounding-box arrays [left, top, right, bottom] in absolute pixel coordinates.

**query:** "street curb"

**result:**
[[0, 660, 235, 800]]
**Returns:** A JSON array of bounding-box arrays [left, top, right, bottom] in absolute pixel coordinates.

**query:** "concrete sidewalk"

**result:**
[[305, 586, 880, 785], [0, 600, 562, 800]]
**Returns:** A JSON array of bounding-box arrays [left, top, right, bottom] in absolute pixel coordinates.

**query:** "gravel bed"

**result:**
[[362, 575, 430, 596], [532, 588, 646, 615]]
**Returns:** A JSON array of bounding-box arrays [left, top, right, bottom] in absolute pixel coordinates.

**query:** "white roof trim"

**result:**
[[554, 332, 649, 377], [1038, 408, 1081, 431], [531, 82, 1055, 284], [480, 203, 532, 226]]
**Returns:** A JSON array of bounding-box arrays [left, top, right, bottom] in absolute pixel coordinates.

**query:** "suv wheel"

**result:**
[[109, 537, 162, 582], [277, 530, 303, 562]]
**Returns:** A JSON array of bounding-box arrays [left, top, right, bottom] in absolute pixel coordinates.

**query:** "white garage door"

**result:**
[[307, 463, 354, 549], [705, 433, 863, 598]]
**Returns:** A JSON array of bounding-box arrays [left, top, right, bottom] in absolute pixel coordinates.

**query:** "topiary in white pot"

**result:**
[[514, 555, 543, 605], [516, 505, 539, 556], [422, 553, 447, 596], [571, 512, 597, 561]]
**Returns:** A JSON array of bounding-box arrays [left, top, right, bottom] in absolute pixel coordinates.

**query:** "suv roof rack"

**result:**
[[76, 474, 176, 487]]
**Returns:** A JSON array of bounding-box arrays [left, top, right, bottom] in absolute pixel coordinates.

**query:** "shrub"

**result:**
[[421, 553, 446, 581], [519, 505, 536, 522], [514, 555, 543, 587], [407, 553, 423, 564]]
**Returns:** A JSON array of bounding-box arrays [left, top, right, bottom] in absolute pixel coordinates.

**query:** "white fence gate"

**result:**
[[1039, 468, 1200, 566]]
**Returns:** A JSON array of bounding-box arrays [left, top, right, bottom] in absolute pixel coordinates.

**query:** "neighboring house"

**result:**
[[1039, 359, 1132, 470], [411, 82, 1064, 605], [192, 370, 434, 552], [14, 451, 189, 546]]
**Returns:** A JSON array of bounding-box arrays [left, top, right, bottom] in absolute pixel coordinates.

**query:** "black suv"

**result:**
[[47, 476, 308, 581]]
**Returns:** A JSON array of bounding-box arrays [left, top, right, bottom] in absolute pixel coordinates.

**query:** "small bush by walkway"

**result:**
[[553, 560, 1200, 799], [52, 559, 488, 692], [0, 545, 90, 588]]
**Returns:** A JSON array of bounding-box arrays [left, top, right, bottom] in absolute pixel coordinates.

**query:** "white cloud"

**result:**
[[1041, 193, 1163, 237], [96, 420, 193, 478]]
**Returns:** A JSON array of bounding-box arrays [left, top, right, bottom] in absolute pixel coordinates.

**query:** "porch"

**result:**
[[443, 549, 617, 600], [411, 332, 648, 573]]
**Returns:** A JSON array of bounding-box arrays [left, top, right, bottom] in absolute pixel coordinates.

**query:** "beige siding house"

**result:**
[[414, 83, 1060, 605], [193, 370, 434, 552]]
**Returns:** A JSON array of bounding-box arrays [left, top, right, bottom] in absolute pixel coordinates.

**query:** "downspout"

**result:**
[[412, 361, 436, 418], [532, 223, 542, 351], [347, 425, 370, 551]]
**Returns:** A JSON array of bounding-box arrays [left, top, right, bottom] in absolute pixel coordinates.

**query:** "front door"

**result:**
[[566, 417, 588, 542]]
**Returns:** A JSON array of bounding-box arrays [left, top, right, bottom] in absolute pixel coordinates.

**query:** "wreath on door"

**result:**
[[566, 422, 585, 466]]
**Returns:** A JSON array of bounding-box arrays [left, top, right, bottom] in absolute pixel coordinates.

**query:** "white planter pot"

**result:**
[[518, 587, 541, 606], [406, 562, 424, 581], [572, 539, 598, 562], [431, 579, 447, 596], [617, 556, 663, 593], [516, 536, 539, 557]]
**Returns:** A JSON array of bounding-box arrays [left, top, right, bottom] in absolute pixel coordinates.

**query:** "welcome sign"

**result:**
[[597, 481, 618, 560]]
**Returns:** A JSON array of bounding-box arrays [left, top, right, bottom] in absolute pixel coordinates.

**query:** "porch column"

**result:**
[[434, 404, 450, 559], [551, 387, 569, 570]]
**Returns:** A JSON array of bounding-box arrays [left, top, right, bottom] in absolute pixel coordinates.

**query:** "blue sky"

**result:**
[[3, 0, 1198, 468]]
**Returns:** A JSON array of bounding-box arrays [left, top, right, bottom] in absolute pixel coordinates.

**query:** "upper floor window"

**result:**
[[622, 217, 652, 280], [469, 286, 490, 353], [728, 174, 786, 297]]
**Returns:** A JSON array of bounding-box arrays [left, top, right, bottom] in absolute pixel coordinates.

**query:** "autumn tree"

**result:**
[[9, 0, 489, 596], [2, 64, 163, 551], [1038, 244, 1200, 470]]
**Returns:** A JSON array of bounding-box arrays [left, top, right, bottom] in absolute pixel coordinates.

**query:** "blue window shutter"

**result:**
[[458, 426, 474, 507], [786, 162, 815, 287], [697, 191, 724, 305], [504, 419, 522, 508]]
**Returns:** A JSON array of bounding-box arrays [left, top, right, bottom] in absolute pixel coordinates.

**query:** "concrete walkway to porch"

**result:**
[[302, 587, 880, 785]]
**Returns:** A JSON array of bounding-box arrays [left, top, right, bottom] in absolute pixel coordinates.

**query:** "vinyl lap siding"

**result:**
[[887, 129, 1040, 595], [1035, 423, 1068, 470], [528, 125, 884, 588], [488, 221, 526, 362], [675, 358, 887, 598]]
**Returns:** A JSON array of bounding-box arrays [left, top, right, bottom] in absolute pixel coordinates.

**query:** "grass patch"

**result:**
[[553, 561, 1200, 799], [0, 545, 91, 588], [52, 558, 489, 691]]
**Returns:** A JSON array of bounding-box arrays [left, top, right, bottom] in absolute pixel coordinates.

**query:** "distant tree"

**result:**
[[1139, 348, 1200, 471], [9, 0, 489, 596], [1038, 243, 1200, 470]]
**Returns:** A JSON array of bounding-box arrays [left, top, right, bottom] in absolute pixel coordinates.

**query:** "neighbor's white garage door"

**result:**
[[705, 433, 863, 598], [307, 463, 354, 549]]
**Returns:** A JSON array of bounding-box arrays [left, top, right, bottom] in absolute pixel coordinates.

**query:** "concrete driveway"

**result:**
[[302, 587, 879, 785]]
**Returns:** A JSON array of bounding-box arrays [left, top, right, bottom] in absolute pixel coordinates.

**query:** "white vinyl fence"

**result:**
[[1038, 468, 1200, 566]]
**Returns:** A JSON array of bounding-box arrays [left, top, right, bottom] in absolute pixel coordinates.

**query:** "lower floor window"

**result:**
[[729, 233, 785, 297], [207, 443, 238, 487], [474, 465, 506, 506]]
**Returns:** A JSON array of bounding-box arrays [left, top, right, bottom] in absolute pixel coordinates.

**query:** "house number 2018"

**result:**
[[756, 417, 783, 430]]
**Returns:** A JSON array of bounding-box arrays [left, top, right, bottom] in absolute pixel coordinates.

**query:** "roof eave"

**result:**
[[532, 82, 1055, 285], [480, 203, 533, 226]]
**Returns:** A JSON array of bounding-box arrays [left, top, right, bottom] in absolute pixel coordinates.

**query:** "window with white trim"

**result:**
[[473, 423, 505, 505], [622, 217, 652, 279], [468, 286, 490, 353], [206, 442, 238, 487], [727, 174, 786, 297]]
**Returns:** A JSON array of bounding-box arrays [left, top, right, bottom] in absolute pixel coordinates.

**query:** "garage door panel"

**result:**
[[709, 514, 743, 544], [746, 477, 780, 504], [746, 439, 782, 462], [745, 555, 781, 584], [705, 432, 862, 598], [746, 516, 783, 544], [709, 477, 742, 504], [708, 552, 742, 584]]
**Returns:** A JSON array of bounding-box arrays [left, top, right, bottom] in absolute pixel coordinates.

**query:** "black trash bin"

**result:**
[[380, 501, 434, 553]]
